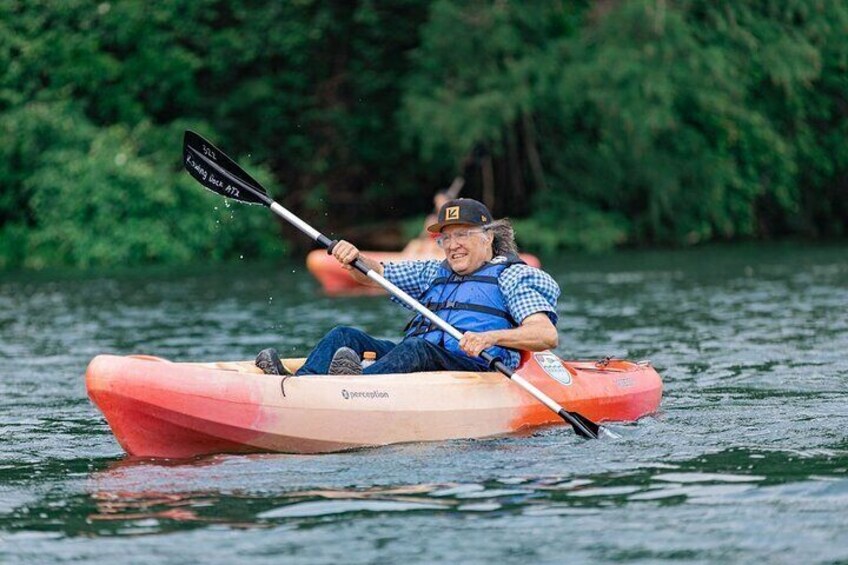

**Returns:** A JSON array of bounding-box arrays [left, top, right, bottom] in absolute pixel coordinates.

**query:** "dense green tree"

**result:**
[[685, 0, 848, 238], [0, 0, 430, 268], [0, 102, 280, 269], [0, 0, 845, 269], [402, 0, 848, 251]]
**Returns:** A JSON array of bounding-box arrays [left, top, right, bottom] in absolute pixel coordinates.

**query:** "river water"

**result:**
[[1, 244, 846, 564]]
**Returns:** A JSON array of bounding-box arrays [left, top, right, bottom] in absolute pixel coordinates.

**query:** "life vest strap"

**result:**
[[428, 301, 514, 320], [429, 275, 500, 286]]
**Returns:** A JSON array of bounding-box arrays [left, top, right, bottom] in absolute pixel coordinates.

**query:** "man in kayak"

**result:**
[[256, 198, 560, 376]]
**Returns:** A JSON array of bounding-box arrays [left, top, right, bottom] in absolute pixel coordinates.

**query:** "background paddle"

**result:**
[[444, 176, 464, 199], [182, 130, 601, 439]]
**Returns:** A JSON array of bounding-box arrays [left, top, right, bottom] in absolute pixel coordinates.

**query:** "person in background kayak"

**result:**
[[256, 198, 560, 376], [401, 190, 451, 257]]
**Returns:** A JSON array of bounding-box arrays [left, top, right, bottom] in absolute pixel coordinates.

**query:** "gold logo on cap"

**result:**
[[445, 206, 460, 220]]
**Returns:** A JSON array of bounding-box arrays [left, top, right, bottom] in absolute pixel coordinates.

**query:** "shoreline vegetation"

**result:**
[[2, 1, 846, 270], [1, 239, 842, 282]]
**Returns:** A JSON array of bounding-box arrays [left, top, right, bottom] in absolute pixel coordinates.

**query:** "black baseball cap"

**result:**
[[427, 198, 494, 233]]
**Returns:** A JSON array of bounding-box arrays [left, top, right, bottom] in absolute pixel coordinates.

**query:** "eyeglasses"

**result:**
[[435, 228, 487, 248]]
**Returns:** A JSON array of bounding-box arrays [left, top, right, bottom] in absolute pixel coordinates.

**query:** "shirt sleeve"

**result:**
[[499, 264, 561, 326], [382, 260, 441, 309]]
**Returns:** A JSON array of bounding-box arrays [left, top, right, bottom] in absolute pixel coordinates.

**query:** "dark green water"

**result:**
[[1, 244, 846, 564]]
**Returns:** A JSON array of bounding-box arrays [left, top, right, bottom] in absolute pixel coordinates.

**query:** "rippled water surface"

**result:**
[[1, 244, 846, 564]]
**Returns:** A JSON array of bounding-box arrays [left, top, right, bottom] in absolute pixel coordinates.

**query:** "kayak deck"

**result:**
[[86, 353, 662, 458]]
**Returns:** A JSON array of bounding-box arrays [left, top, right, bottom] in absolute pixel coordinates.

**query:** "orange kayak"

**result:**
[[86, 353, 662, 459], [306, 249, 543, 295]]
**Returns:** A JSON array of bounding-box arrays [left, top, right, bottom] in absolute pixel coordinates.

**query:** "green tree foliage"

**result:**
[[0, 0, 428, 269], [402, 0, 848, 250], [685, 0, 848, 238], [0, 0, 846, 269], [0, 1, 284, 268], [541, 0, 800, 246], [0, 102, 279, 269]]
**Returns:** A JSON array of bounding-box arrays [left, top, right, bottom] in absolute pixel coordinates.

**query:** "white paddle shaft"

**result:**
[[270, 202, 323, 241]]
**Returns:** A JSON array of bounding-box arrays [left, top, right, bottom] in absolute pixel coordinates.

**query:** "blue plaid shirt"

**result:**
[[382, 259, 560, 369]]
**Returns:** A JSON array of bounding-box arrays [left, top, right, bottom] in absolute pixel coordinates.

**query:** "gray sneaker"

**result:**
[[328, 347, 362, 375], [255, 348, 293, 376]]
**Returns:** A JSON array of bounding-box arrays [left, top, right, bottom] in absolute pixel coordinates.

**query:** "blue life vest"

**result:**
[[403, 255, 524, 367]]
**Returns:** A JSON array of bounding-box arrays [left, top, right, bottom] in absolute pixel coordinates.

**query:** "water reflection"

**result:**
[[32, 447, 836, 536]]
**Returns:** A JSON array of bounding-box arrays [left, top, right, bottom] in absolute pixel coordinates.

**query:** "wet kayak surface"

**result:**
[[1, 243, 846, 564]]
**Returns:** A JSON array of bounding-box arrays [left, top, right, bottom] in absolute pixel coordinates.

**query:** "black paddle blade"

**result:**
[[559, 409, 601, 439], [183, 130, 271, 206]]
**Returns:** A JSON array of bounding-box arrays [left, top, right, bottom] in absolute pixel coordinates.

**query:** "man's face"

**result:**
[[439, 223, 494, 275]]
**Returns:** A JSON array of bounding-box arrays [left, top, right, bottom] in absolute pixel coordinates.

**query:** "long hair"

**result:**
[[486, 218, 519, 257]]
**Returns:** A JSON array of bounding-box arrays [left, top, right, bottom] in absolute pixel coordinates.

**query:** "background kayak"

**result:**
[[86, 352, 662, 459], [306, 249, 543, 295]]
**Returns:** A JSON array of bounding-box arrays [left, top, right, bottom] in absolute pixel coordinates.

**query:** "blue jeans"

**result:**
[[295, 326, 489, 375]]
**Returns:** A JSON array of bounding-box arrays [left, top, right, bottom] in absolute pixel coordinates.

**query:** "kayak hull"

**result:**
[[306, 249, 542, 295], [86, 353, 662, 459]]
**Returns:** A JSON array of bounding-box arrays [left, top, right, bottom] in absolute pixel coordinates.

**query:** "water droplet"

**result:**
[[239, 255, 244, 259]]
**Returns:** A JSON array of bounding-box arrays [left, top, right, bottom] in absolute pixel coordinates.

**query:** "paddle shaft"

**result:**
[[444, 176, 464, 199]]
